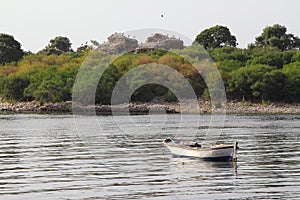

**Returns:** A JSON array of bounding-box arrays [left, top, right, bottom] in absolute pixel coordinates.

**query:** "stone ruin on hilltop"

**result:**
[[97, 33, 138, 54], [97, 33, 184, 54], [139, 33, 184, 50]]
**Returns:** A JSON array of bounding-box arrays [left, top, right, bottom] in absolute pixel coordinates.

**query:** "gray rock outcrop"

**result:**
[[97, 33, 184, 54], [139, 33, 184, 50], [98, 33, 138, 54]]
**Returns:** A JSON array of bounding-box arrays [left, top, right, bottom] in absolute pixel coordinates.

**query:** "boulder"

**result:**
[[98, 33, 138, 54], [139, 33, 184, 50]]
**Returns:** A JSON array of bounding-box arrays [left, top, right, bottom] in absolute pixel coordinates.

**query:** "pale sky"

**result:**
[[1, 0, 300, 52]]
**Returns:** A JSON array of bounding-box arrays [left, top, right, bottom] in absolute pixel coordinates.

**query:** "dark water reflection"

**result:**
[[0, 114, 299, 199]]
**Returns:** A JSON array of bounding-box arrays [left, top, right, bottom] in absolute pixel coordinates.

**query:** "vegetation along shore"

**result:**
[[0, 24, 299, 112]]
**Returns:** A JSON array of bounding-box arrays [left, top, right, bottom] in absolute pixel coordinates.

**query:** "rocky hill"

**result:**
[[139, 33, 184, 50], [97, 33, 184, 54], [97, 33, 138, 54]]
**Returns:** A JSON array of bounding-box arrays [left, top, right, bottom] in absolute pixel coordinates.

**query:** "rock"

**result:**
[[139, 33, 184, 50], [97, 32, 184, 55], [0, 100, 299, 114], [98, 33, 138, 54]]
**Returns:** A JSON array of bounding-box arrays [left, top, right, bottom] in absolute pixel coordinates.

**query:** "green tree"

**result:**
[[254, 24, 300, 50], [42, 36, 73, 55], [291, 50, 300, 62], [194, 25, 237, 49], [247, 49, 295, 68], [131, 84, 159, 102], [0, 75, 29, 101], [0, 33, 24, 64], [210, 46, 249, 64], [96, 64, 121, 104], [228, 65, 285, 101], [282, 62, 300, 102], [259, 69, 286, 101], [24, 66, 70, 102]]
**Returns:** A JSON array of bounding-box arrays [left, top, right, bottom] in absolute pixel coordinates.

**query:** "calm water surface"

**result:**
[[0, 114, 299, 199]]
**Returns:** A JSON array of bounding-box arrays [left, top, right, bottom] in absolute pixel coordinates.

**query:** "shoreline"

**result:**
[[0, 100, 299, 115]]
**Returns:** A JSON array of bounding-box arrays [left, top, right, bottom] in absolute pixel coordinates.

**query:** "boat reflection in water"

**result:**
[[168, 156, 238, 180]]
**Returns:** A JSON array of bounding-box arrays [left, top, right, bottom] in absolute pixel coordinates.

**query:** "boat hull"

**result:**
[[163, 139, 237, 162]]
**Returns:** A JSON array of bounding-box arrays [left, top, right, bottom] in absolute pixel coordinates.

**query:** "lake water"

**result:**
[[0, 114, 299, 199]]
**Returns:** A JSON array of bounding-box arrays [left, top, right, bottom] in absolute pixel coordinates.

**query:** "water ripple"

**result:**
[[0, 114, 299, 199]]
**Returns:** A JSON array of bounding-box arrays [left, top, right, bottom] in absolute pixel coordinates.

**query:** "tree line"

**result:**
[[0, 24, 299, 104]]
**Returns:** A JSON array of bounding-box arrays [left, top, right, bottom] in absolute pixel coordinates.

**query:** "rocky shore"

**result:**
[[0, 100, 299, 115]]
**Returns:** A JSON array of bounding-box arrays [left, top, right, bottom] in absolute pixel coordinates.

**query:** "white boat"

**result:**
[[163, 138, 238, 162]]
